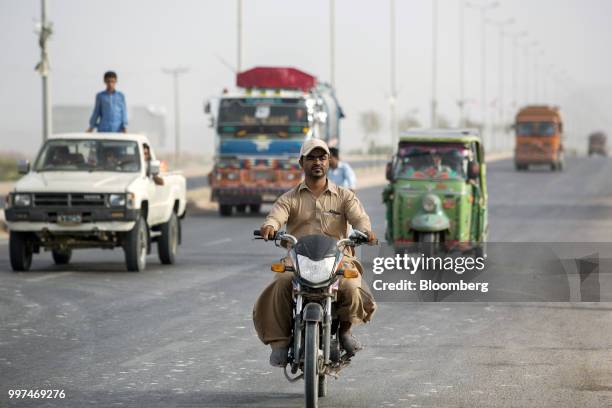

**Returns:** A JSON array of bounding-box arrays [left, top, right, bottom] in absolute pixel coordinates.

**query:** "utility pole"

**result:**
[[237, 0, 243, 72], [389, 0, 398, 151], [487, 18, 513, 145], [459, 0, 466, 126], [162, 67, 189, 165], [35, 0, 53, 141], [466, 1, 498, 145], [431, 0, 438, 128], [510, 31, 527, 110], [330, 0, 335, 87]]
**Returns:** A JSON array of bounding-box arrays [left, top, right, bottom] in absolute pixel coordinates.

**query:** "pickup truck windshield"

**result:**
[[395, 145, 468, 180], [34, 139, 141, 172], [217, 97, 309, 138]]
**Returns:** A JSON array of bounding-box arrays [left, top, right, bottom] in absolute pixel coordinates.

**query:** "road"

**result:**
[[1, 157, 611, 408]]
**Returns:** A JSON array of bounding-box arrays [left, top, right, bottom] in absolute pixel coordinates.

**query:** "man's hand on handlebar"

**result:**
[[366, 230, 378, 244], [260, 225, 277, 242]]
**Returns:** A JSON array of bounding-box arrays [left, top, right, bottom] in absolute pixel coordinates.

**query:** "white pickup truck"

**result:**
[[4, 133, 187, 272]]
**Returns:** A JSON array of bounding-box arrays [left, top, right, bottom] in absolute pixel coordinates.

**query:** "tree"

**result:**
[[359, 111, 382, 154], [398, 112, 421, 132]]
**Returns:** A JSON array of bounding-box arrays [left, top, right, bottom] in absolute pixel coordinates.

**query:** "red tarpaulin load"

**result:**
[[236, 67, 317, 91]]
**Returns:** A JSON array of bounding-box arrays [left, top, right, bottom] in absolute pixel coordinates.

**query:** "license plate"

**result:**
[[57, 214, 82, 225], [261, 193, 278, 202]]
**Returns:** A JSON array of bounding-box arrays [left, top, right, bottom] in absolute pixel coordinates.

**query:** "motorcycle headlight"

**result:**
[[13, 193, 31, 207], [422, 194, 438, 213], [109, 194, 126, 207], [297, 255, 336, 284]]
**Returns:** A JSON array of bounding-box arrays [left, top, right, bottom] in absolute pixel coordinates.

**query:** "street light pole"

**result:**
[[487, 18, 513, 144], [36, 0, 53, 141], [162, 67, 189, 165], [459, 0, 466, 126], [237, 0, 243, 72], [330, 0, 335, 87], [431, 0, 438, 128], [466, 1, 498, 144], [389, 0, 398, 151], [510, 31, 527, 110]]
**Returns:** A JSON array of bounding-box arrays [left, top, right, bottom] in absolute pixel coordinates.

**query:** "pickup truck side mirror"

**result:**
[[467, 161, 479, 180], [148, 160, 161, 176], [385, 161, 394, 182], [17, 159, 30, 175]]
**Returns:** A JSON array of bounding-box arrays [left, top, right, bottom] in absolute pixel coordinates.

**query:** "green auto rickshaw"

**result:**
[[383, 129, 488, 255]]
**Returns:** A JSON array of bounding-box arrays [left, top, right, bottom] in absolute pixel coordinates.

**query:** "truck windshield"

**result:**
[[217, 97, 309, 138], [517, 122, 557, 136], [395, 145, 468, 180], [34, 139, 141, 172]]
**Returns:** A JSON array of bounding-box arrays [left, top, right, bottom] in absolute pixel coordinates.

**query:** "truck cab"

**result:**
[[514, 105, 564, 171], [206, 67, 343, 216]]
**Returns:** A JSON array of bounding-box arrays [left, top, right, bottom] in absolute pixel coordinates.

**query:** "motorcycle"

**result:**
[[254, 229, 374, 408]]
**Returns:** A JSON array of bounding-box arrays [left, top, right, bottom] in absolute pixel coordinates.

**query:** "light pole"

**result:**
[[465, 1, 498, 144], [330, 0, 335, 87], [162, 67, 189, 165], [431, 0, 438, 128], [458, 0, 465, 126], [389, 0, 398, 150], [35, 0, 53, 141], [237, 0, 243, 72], [487, 18, 513, 145], [510, 31, 527, 110]]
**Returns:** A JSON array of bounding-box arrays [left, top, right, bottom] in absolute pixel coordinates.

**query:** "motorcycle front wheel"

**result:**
[[304, 321, 320, 408]]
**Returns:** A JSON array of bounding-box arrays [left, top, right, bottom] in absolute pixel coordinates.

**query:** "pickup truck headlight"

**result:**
[[13, 193, 32, 207], [109, 194, 126, 207]]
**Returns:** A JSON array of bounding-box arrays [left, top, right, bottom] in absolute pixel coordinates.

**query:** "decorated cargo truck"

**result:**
[[205, 66, 344, 216]]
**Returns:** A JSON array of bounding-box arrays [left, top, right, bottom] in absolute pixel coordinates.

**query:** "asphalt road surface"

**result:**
[[1, 158, 611, 408]]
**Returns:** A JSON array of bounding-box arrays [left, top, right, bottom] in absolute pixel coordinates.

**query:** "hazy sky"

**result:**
[[1, 0, 611, 155]]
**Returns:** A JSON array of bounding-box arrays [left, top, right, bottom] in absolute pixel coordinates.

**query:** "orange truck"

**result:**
[[514, 105, 564, 171]]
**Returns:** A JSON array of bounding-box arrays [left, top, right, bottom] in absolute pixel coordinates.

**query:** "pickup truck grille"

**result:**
[[33, 193, 107, 207]]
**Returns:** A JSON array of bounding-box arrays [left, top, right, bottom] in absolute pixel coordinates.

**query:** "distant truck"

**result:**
[[588, 131, 607, 156], [205, 66, 344, 216], [5, 133, 187, 272], [514, 105, 564, 171]]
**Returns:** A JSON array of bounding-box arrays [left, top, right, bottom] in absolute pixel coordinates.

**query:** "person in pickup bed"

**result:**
[[87, 71, 128, 133]]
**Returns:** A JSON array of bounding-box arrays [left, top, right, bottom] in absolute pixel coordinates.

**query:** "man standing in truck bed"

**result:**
[[87, 71, 128, 133]]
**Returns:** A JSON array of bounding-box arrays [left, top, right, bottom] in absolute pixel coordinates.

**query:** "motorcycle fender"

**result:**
[[302, 303, 324, 322]]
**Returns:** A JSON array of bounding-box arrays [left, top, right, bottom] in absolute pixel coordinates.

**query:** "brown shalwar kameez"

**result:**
[[252, 180, 377, 348]]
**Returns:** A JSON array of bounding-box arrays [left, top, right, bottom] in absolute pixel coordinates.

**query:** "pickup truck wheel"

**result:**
[[52, 249, 72, 265], [125, 217, 148, 272], [158, 212, 179, 265], [219, 204, 232, 217], [10, 231, 33, 272]]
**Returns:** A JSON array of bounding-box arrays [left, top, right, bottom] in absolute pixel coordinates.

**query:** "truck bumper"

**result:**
[[5, 207, 139, 232], [211, 187, 291, 205]]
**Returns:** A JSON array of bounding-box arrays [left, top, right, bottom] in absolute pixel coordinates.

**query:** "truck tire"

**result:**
[[52, 249, 72, 265], [124, 217, 148, 272], [10, 231, 33, 272], [158, 212, 179, 265], [219, 204, 232, 217], [236, 204, 246, 213], [249, 204, 261, 214]]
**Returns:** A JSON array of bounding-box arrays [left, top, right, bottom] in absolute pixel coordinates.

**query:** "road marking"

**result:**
[[25, 272, 76, 282], [202, 238, 232, 247]]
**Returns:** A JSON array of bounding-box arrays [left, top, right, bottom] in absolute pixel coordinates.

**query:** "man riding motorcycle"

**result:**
[[253, 139, 378, 367]]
